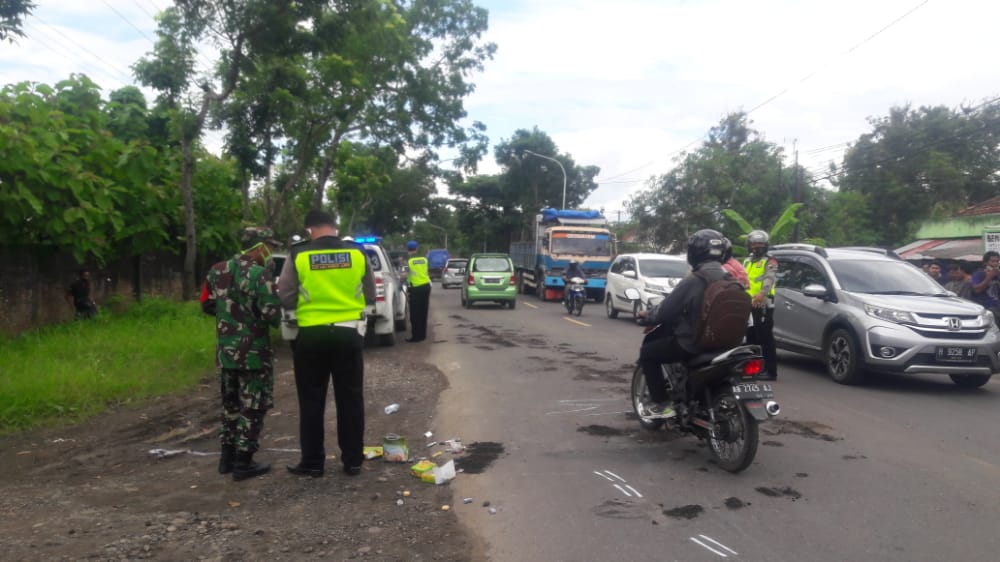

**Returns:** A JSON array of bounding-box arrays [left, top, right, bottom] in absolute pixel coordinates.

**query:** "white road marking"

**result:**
[[524, 302, 539, 309], [624, 485, 643, 498], [690, 537, 728, 557], [593, 471, 616, 482], [584, 410, 632, 416], [544, 406, 599, 415], [603, 470, 626, 482], [698, 535, 738, 556], [559, 398, 620, 403], [612, 484, 632, 497], [564, 317, 591, 327]]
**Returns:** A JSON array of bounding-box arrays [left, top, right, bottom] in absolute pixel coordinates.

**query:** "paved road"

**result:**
[[424, 288, 1000, 561]]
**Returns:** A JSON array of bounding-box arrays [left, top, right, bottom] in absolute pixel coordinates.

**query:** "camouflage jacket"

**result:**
[[201, 254, 281, 371]]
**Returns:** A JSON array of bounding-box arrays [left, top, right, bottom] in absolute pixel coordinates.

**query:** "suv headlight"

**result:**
[[984, 310, 996, 329], [864, 304, 916, 324], [644, 283, 668, 295]]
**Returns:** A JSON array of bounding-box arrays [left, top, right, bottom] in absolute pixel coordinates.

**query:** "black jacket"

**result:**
[[650, 261, 730, 353]]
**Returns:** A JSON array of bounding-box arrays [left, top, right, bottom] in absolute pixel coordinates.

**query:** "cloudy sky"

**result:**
[[3, 0, 998, 216]]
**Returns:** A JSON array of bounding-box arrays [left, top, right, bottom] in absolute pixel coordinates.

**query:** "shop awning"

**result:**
[[896, 237, 983, 262]]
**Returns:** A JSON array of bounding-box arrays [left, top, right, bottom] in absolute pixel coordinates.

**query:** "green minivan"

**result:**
[[460, 253, 517, 309]]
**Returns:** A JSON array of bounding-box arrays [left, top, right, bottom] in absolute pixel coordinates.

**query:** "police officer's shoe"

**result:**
[[343, 465, 362, 476], [286, 463, 324, 477], [218, 445, 236, 475], [232, 452, 271, 482]]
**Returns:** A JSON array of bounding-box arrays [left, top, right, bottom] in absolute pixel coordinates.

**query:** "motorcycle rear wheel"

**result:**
[[630, 365, 665, 430], [707, 393, 759, 473]]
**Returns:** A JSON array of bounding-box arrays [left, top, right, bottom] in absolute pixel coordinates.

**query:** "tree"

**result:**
[[0, 0, 33, 43], [722, 203, 804, 256], [627, 112, 820, 250], [134, 1, 314, 297], [835, 100, 1000, 246]]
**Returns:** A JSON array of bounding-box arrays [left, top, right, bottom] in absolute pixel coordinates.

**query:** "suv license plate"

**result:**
[[732, 383, 774, 400], [936, 346, 977, 363]]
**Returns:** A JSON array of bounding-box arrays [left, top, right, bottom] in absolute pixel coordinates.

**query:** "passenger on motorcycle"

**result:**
[[637, 229, 732, 418]]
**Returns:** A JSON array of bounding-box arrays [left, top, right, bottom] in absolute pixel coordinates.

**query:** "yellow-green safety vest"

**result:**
[[743, 257, 776, 298], [408, 256, 430, 287], [295, 248, 367, 327]]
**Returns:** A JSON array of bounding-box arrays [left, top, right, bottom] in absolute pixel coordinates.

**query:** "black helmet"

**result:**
[[722, 236, 734, 261], [686, 229, 726, 267], [747, 229, 770, 258]]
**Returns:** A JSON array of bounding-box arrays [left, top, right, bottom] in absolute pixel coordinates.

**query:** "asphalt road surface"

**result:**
[[422, 288, 1000, 561]]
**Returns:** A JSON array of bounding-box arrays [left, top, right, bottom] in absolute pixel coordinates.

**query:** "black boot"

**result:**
[[218, 444, 236, 474], [232, 452, 270, 482]]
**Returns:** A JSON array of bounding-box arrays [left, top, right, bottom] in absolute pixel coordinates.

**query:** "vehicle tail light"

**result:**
[[509, 274, 516, 285], [374, 276, 385, 302], [468, 274, 475, 285], [741, 359, 763, 377]]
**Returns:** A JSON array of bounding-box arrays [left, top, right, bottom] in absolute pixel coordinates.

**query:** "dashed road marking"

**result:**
[[563, 317, 591, 327], [593, 469, 642, 498]]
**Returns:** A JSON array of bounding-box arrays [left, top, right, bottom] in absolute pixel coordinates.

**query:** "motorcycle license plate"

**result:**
[[935, 346, 977, 363], [731, 382, 774, 400]]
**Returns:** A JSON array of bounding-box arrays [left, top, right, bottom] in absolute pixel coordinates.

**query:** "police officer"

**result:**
[[406, 240, 431, 343], [200, 226, 282, 481], [743, 229, 778, 381], [278, 210, 375, 477]]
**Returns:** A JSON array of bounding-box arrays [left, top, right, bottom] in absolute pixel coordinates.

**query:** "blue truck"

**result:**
[[510, 208, 615, 302], [426, 248, 450, 279]]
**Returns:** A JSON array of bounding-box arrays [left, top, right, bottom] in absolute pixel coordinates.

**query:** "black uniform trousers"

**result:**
[[408, 283, 431, 341], [746, 307, 778, 377], [292, 324, 365, 470]]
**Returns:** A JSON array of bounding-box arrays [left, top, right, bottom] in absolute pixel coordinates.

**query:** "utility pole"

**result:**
[[793, 142, 800, 242]]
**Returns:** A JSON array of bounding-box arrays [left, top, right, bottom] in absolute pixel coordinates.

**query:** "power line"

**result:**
[[807, 95, 1000, 185], [595, 0, 932, 186], [28, 17, 135, 84], [101, 0, 156, 44], [23, 22, 131, 87]]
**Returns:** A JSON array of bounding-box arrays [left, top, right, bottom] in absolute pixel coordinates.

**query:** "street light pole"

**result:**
[[523, 149, 568, 209], [425, 222, 447, 250]]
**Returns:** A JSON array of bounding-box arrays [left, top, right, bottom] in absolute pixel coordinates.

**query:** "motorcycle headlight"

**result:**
[[864, 304, 916, 324]]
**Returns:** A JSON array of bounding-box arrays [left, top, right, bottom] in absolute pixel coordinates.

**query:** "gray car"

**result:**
[[770, 244, 1000, 388]]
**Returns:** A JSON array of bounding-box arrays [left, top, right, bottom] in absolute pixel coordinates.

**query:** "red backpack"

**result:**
[[693, 271, 752, 350]]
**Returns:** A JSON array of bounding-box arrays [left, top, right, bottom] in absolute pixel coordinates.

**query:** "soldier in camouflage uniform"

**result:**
[[200, 226, 282, 481]]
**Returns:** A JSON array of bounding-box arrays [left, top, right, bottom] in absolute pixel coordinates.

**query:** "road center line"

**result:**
[[523, 302, 538, 309], [603, 470, 626, 482], [544, 406, 599, 415], [563, 317, 591, 327], [593, 471, 616, 482], [624, 485, 643, 498], [612, 484, 632, 497]]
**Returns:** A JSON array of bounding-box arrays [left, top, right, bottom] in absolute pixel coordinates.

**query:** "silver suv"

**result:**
[[770, 244, 1000, 387]]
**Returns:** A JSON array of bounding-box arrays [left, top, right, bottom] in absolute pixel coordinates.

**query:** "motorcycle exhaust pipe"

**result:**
[[765, 400, 781, 416]]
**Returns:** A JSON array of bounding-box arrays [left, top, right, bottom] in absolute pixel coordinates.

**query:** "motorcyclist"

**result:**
[[637, 229, 731, 418], [562, 260, 587, 303]]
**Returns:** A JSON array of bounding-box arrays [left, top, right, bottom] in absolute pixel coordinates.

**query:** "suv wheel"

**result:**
[[606, 295, 618, 319], [949, 374, 991, 389], [825, 328, 865, 385]]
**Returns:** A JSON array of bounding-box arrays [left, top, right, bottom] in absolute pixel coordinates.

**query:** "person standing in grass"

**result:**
[[200, 226, 282, 482], [66, 269, 98, 319]]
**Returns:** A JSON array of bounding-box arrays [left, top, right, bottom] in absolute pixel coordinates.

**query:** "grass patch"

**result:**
[[0, 298, 216, 432]]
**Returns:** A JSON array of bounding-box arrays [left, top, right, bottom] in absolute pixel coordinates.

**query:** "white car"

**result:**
[[359, 241, 408, 346], [604, 253, 689, 322]]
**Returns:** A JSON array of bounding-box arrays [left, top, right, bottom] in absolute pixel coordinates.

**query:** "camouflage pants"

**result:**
[[219, 368, 274, 453]]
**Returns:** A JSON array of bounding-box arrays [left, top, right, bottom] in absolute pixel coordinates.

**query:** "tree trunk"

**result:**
[[181, 135, 197, 299], [241, 170, 250, 221], [312, 155, 334, 211]]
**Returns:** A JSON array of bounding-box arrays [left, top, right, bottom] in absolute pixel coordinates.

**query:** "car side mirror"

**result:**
[[802, 284, 828, 299], [623, 288, 641, 301], [623, 270, 637, 279]]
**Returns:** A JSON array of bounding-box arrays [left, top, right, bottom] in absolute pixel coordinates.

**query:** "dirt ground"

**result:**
[[0, 339, 492, 561]]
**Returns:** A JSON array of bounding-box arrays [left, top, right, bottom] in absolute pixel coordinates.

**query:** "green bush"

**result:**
[[0, 298, 216, 432]]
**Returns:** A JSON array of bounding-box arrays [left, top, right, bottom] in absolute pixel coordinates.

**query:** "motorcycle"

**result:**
[[564, 277, 587, 316], [623, 287, 778, 473]]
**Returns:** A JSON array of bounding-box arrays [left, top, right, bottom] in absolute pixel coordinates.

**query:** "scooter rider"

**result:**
[[562, 260, 586, 301], [637, 229, 730, 418]]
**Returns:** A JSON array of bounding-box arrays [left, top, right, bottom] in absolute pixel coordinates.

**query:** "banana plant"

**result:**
[[723, 203, 809, 256]]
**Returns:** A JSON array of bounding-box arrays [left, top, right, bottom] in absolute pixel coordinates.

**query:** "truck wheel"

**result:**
[[606, 295, 619, 319]]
